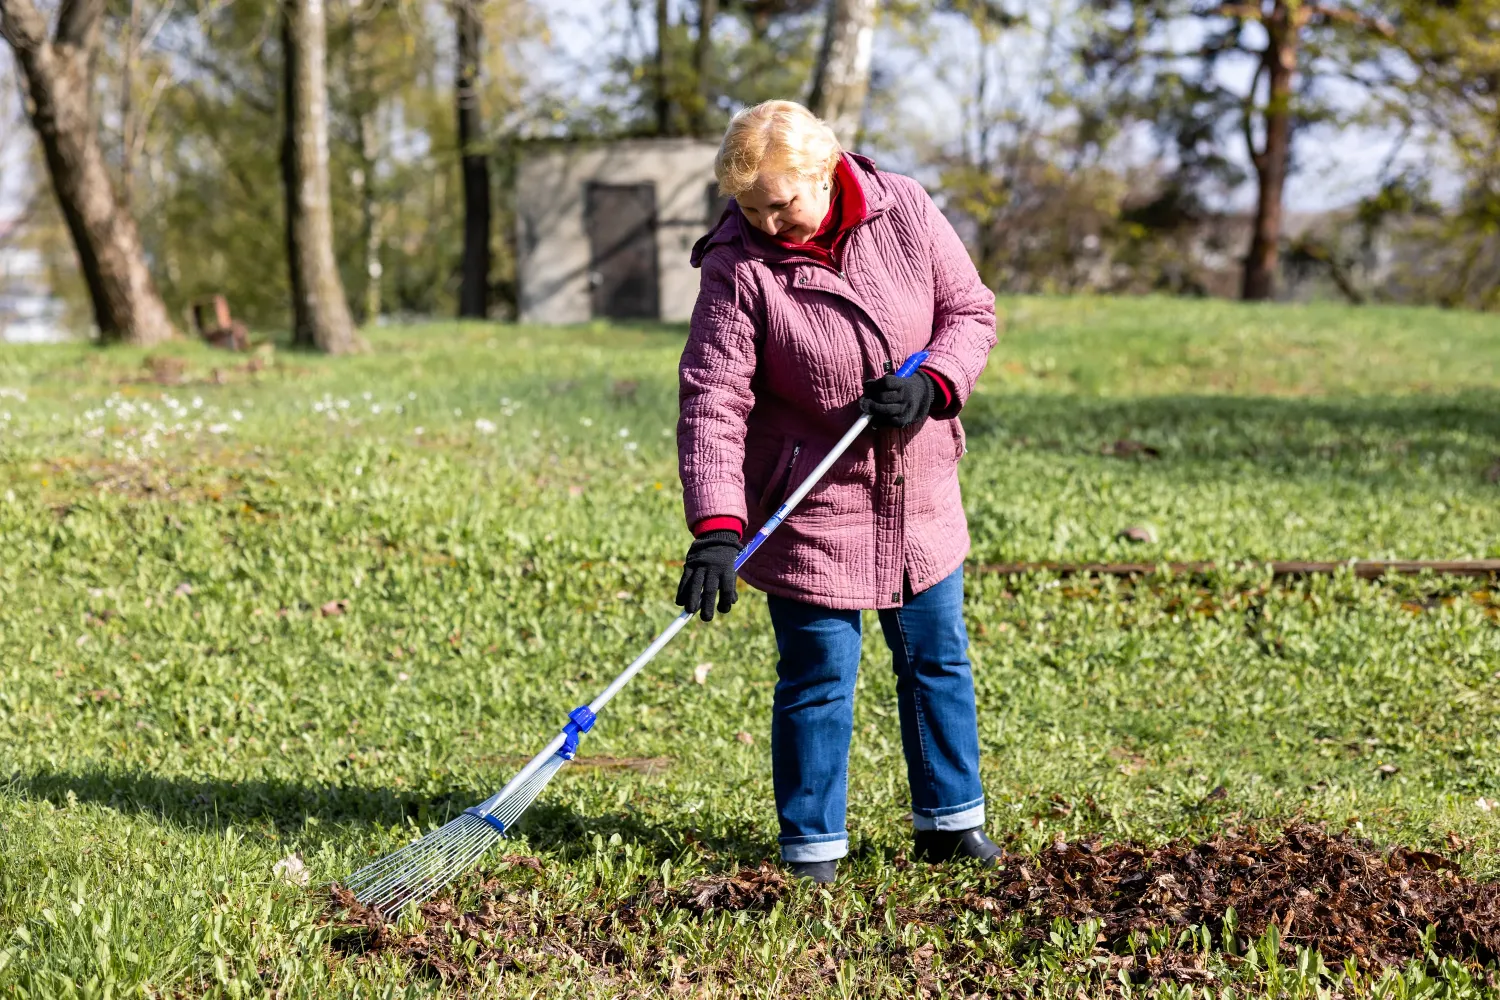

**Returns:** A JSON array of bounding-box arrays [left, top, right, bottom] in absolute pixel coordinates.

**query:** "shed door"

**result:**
[[585, 182, 660, 320]]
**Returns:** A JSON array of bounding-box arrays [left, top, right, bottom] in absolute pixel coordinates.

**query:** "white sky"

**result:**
[[0, 49, 33, 221]]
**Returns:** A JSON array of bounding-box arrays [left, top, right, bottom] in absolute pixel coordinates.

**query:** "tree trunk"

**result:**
[[119, 0, 138, 213], [654, 0, 671, 135], [343, 1, 383, 324], [356, 109, 383, 324], [1242, 2, 1296, 302], [456, 0, 490, 319], [0, 0, 174, 345], [690, 0, 717, 136], [281, 0, 360, 353], [806, 0, 877, 147]]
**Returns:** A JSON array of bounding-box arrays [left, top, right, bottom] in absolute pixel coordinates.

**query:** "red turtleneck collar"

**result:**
[[763, 154, 867, 269]]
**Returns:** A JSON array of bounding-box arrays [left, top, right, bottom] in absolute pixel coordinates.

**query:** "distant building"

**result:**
[[515, 138, 726, 324], [0, 220, 68, 343]]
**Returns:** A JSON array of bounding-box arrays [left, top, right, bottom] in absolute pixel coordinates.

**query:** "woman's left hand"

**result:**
[[860, 371, 936, 429]]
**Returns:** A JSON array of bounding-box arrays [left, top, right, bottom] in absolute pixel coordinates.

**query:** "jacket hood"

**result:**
[[689, 152, 893, 269]]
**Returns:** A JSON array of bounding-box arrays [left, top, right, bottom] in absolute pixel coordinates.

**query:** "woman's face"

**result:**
[[735, 169, 832, 243]]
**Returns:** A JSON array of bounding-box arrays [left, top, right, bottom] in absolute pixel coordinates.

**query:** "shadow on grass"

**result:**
[[5, 767, 777, 860], [7, 767, 484, 833]]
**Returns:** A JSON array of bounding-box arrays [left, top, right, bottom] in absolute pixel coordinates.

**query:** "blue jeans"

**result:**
[[766, 567, 985, 863]]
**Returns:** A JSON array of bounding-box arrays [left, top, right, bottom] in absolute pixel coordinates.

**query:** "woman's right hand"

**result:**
[[675, 530, 741, 622]]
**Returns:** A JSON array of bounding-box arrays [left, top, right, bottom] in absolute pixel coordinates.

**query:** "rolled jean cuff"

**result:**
[[779, 833, 848, 863], [911, 797, 985, 832]]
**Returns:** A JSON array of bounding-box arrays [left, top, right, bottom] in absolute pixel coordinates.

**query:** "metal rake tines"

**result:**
[[345, 755, 571, 914], [346, 813, 500, 914], [486, 754, 567, 831]]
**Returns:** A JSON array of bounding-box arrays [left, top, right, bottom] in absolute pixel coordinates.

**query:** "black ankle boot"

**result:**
[[913, 827, 1003, 865], [786, 859, 837, 883]]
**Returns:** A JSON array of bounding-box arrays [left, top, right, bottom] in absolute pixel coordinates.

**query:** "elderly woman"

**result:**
[[676, 100, 999, 883]]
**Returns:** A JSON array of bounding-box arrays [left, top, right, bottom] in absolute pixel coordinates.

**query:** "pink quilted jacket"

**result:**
[[678, 154, 997, 610]]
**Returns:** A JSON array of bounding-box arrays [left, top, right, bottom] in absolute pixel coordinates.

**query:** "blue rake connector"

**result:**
[[555, 706, 596, 760], [460, 706, 596, 833], [464, 808, 507, 833]]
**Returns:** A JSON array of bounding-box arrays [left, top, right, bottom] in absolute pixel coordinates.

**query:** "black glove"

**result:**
[[675, 530, 741, 622], [860, 371, 937, 429]]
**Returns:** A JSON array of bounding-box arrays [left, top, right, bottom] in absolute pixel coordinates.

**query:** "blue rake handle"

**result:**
[[470, 351, 929, 820]]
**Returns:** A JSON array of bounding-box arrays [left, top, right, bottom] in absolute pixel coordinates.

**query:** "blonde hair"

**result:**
[[714, 100, 843, 197]]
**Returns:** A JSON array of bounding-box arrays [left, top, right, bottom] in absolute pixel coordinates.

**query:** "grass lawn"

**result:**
[[1, 296, 1499, 997]]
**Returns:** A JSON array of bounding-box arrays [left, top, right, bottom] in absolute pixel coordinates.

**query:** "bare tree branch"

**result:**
[[1242, 50, 1269, 173], [1214, 3, 1266, 23], [1304, 2, 1395, 39], [0, 0, 51, 53], [1213, 0, 1392, 37], [55, 0, 106, 48]]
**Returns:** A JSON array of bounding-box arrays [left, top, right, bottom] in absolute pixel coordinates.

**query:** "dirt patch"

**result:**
[[327, 826, 1500, 991], [132, 351, 286, 387], [40, 454, 267, 505]]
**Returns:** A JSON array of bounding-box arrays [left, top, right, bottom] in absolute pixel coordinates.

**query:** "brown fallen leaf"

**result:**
[[735, 731, 754, 745], [320, 599, 350, 617], [1118, 524, 1157, 544], [1377, 763, 1400, 777], [1102, 439, 1162, 459]]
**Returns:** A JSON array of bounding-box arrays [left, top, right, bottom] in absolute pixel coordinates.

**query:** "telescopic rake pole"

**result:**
[[343, 350, 931, 914]]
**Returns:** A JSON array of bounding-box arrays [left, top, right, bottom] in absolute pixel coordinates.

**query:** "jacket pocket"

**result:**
[[756, 438, 803, 511], [950, 419, 966, 461]]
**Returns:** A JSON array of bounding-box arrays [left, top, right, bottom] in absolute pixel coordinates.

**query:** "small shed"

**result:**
[[515, 138, 728, 324]]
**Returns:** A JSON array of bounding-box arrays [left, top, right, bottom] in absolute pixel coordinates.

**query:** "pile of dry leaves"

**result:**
[[328, 825, 1500, 990]]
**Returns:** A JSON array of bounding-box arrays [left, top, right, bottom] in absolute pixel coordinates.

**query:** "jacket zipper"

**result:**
[[774, 443, 801, 507]]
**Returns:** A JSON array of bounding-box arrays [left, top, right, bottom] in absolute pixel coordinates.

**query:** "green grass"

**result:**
[[0, 296, 1498, 997]]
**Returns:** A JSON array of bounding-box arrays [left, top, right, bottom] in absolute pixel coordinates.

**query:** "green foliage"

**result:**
[[1346, 0, 1500, 310], [592, 0, 823, 139], [0, 298, 1498, 994]]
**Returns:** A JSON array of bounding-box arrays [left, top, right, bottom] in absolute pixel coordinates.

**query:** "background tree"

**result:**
[[1358, 0, 1500, 307], [807, 0, 878, 145], [456, 0, 490, 318], [918, 0, 1132, 292], [689, 0, 720, 134], [332, 0, 387, 324], [282, 0, 361, 353], [608, 0, 822, 138], [1085, 0, 1395, 301], [0, 0, 175, 344]]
